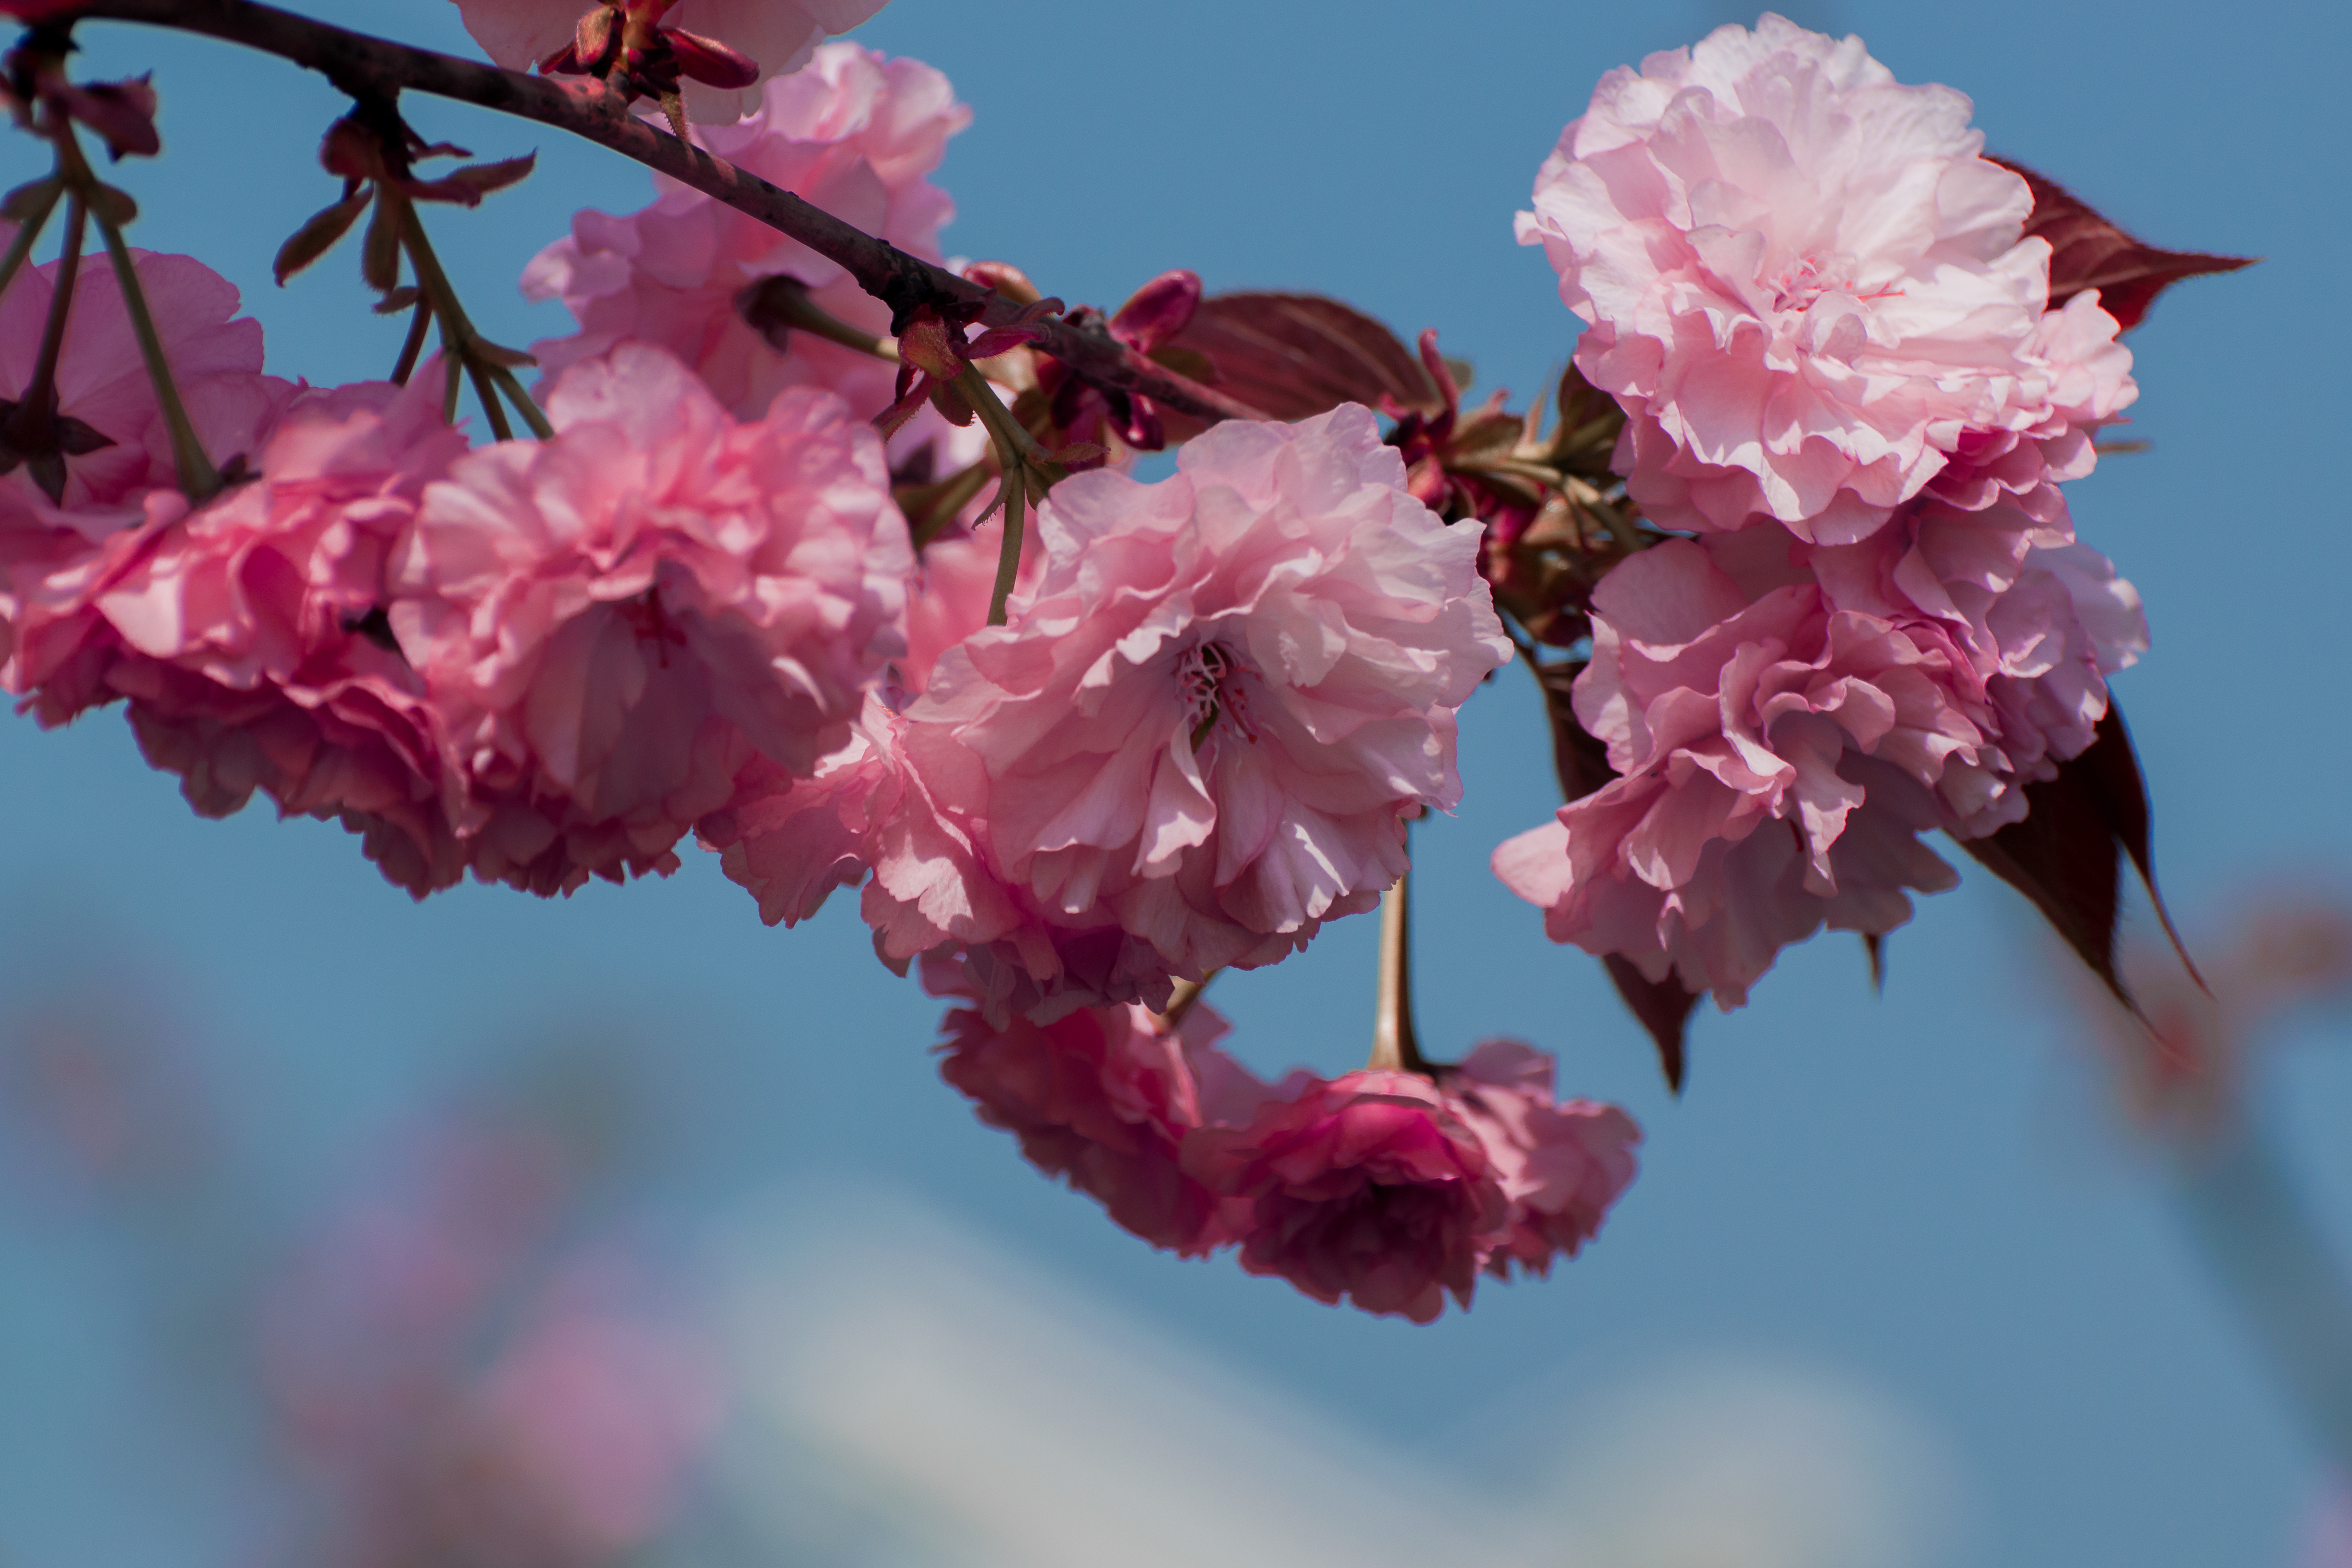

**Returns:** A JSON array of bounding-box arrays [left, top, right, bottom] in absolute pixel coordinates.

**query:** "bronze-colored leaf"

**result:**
[[1993, 158, 2255, 331], [273, 190, 372, 286], [1160, 292, 1439, 427], [360, 195, 402, 293], [1, 176, 60, 222], [1531, 657, 1614, 804], [1959, 703, 2196, 1007], [85, 182, 137, 229], [1603, 955, 1701, 1093]]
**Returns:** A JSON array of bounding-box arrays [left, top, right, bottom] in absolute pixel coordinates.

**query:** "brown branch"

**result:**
[[22, 0, 1268, 426]]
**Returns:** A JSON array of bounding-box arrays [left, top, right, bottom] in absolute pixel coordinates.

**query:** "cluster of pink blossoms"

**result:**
[[0, 40, 1643, 1319], [1501, 15, 2149, 1008], [932, 962, 1638, 1322]]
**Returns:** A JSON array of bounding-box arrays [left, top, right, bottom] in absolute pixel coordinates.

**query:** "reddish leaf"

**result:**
[[1532, 658, 1614, 804], [1993, 158, 2254, 331], [1161, 292, 1439, 430], [1603, 955, 1701, 1094], [1959, 703, 2196, 1007], [1532, 655, 1701, 1089], [273, 190, 372, 285]]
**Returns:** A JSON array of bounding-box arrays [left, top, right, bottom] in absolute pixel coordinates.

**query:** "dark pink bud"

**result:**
[[1109, 269, 1201, 353], [668, 28, 758, 90]]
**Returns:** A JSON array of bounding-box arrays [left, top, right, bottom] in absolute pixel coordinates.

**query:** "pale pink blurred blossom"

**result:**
[[868, 404, 1511, 1022], [451, 0, 890, 122], [1183, 1069, 1506, 1324], [391, 343, 909, 896], [1517, 14, 2135, 544], [524, 42, 966, 438], [1442, 1039, 1642, 1278]]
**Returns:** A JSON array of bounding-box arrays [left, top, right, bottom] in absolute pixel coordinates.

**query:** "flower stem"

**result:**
[[0, 180, 63, 302], [987, 462, 1025, 628], [93, 203, 223, 500], [390, 191, 550, 439], [1154, 973, 1218, 1034], [390, 296, 432, 384], [954, 365, 1050, 627], [1369, 867, 1435, 1075]]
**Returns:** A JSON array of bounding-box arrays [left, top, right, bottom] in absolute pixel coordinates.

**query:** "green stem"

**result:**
[[0, 181, 63, 302], [987, 462, 1024, 628], [391, 191, 551, 439], [1368, 867, 1435, 1075], [390, 296, 431, 385], [486, 364, 555, 440], [94, 203, 222, 500]]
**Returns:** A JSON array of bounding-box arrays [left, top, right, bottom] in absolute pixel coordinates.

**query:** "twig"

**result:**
[[31, 0, 1267, 428]]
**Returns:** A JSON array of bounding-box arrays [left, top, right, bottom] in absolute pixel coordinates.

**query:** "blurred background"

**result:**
[[1, 0, 2348, 1562]]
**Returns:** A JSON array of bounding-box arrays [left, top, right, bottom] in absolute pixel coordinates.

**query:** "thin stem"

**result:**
[[486, 364, 555, 440], [1153, 975, 1215, 1034], [49, 120, 223, 499], [389, 296, 431, 384], [43, 0, 1262, 427], [93, 203, 222, 498], [390, 191, 550, 438], [904, 456, 997, 551], [738, 276, 899, 362], [0, 180, 63, 301], [1368, 868, 1435, 1075], [987, 462, 1024, 628], [20, 195, 88, 438], [467, 359, 513, 440]]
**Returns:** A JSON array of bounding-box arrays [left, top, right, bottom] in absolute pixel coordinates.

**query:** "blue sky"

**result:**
[[1, 1, 2348, 1564]]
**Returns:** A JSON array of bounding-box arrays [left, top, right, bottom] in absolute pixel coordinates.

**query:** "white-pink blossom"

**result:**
[[525, 42, 967, 441], [450, 0, 890, 121], [391, 343, 909, 896], [1494, 515, 2143, 1006], [805, 405, 1510, 1021], [1517, 13, 2136, 544], [1442, 1040, 1641, 1278]]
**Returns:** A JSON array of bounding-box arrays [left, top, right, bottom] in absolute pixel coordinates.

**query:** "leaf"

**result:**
[[1, 177, 60, 222], [273, 190, 372, 286], [1531, 658, 1614, 804], [1160, 292, 1439, 430], [1603, 955, 1701, 1094], [1959, 702, 2198, 1008], [84, 182, 137, 229], [360, 194, 402, 294], [1993, 158, 2254, 331]]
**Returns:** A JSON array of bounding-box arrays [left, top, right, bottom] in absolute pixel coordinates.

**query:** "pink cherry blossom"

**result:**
[[7, 372, 471, 894], [934, 964, 1265, 1257], [385, 350, 898, 902], [1494, 517, 2142, 1007], [1441, 1040, 1642, 1278], [525, 42, 968, 442], [450, 0, 890, 121], [1184, 1069, 1506, 1323], [871, 404, 1514, 1022], [1517, 14, 2136, 543], [390, 343, 909, 896]]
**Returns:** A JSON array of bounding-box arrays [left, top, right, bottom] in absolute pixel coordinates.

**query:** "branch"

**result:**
[[22, 0, 1268, 427]]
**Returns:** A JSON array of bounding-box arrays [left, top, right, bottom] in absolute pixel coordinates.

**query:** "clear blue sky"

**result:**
[[0, 1, 2346, 1564]]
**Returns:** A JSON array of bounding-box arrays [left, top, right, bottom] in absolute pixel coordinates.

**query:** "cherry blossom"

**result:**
[[1184, 1069, 1505, 1323], [1494, 518, 2142, 1007], [450, 0, 891, 122], [934, 964, 1270, 1256], [1517, 13, 2136, 544], [391, 342, 909, 896], [525, 42, 967, 448], [1441, 1039, 1642, 1278]]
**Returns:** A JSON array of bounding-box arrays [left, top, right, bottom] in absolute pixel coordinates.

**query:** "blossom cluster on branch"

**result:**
[[0, 0, 2244, 1317]]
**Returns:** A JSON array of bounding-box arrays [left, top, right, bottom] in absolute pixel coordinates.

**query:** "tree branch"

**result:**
[[20, 0, 1268, 426]]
